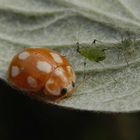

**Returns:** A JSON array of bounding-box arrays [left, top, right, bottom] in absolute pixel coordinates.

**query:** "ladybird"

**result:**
[[7, 48, 76, 101]]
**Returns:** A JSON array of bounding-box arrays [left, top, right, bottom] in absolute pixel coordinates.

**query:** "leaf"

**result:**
[[0, 0, 140, 112]]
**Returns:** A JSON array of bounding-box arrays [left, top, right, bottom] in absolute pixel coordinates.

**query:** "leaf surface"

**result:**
[[0, 0, 140, 112]]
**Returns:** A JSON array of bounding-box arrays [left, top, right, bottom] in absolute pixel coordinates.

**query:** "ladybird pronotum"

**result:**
[[8, 48, 76, 100]]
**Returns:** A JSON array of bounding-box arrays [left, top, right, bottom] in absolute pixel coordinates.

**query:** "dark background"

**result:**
[[0, 79, 140, 140]]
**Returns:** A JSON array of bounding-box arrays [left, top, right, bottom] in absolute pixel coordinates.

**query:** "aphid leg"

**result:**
[[128, 34, 136, 55], [121, 50, 129, 66], [76, 41, 87, 78], [98, 62, 117, 83], [114, 35, 128, 66], [75, 41, 87, 84], [83, 58, 87, 81], [120, 40, 129, 66], [76, 41, 80, 53], [119, 31, 137, 66]]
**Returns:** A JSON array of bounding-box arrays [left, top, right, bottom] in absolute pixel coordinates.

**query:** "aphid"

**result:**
[[76, 40, 106, 79], [76, 40, 117, 82], [7, 48, 76, 101], [115, 32, 137, 65], [76, 40, 106, 63]]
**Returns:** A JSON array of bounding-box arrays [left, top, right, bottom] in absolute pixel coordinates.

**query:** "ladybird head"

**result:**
[[44, 66, 76, 98]]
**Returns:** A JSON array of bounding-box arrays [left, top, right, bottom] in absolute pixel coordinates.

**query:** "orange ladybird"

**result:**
[[7, 48, 76, 100]]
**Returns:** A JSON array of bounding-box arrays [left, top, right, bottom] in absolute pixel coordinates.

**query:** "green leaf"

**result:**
[[0, 0, 140, 112]]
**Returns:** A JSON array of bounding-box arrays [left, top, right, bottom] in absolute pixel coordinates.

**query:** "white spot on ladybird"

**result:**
[[66, 66, 72, 73], [27, 76, 37, 88], [11, 66, 20, 77], [48, 88, 61, 96], [45, 82, 60, 96], [55, 67, 67, 83], [45, 77, 61, 96], [18, 51, 30, 60], [46, 79, 54, 84], [37, 61, 52, 73], [50, 52, 63, 63], [66, 66, 76, 82]]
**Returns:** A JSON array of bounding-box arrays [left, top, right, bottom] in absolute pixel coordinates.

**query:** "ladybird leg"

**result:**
[[68, 75, 93, 98], [54, 95, 67, 103], [54, 80, 90, 102]]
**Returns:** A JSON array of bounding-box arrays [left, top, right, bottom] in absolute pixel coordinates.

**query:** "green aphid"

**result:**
[[114, 34, 137, 65], [76, 41, 106, 62], [116, 36, 133, 49], [76, 41, 116, 82], [119, 37, 135, 54]]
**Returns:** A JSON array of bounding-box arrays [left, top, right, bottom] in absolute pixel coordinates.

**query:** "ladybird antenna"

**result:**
[[72, 73, 101, 97], [55, 74, 91, 101]]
